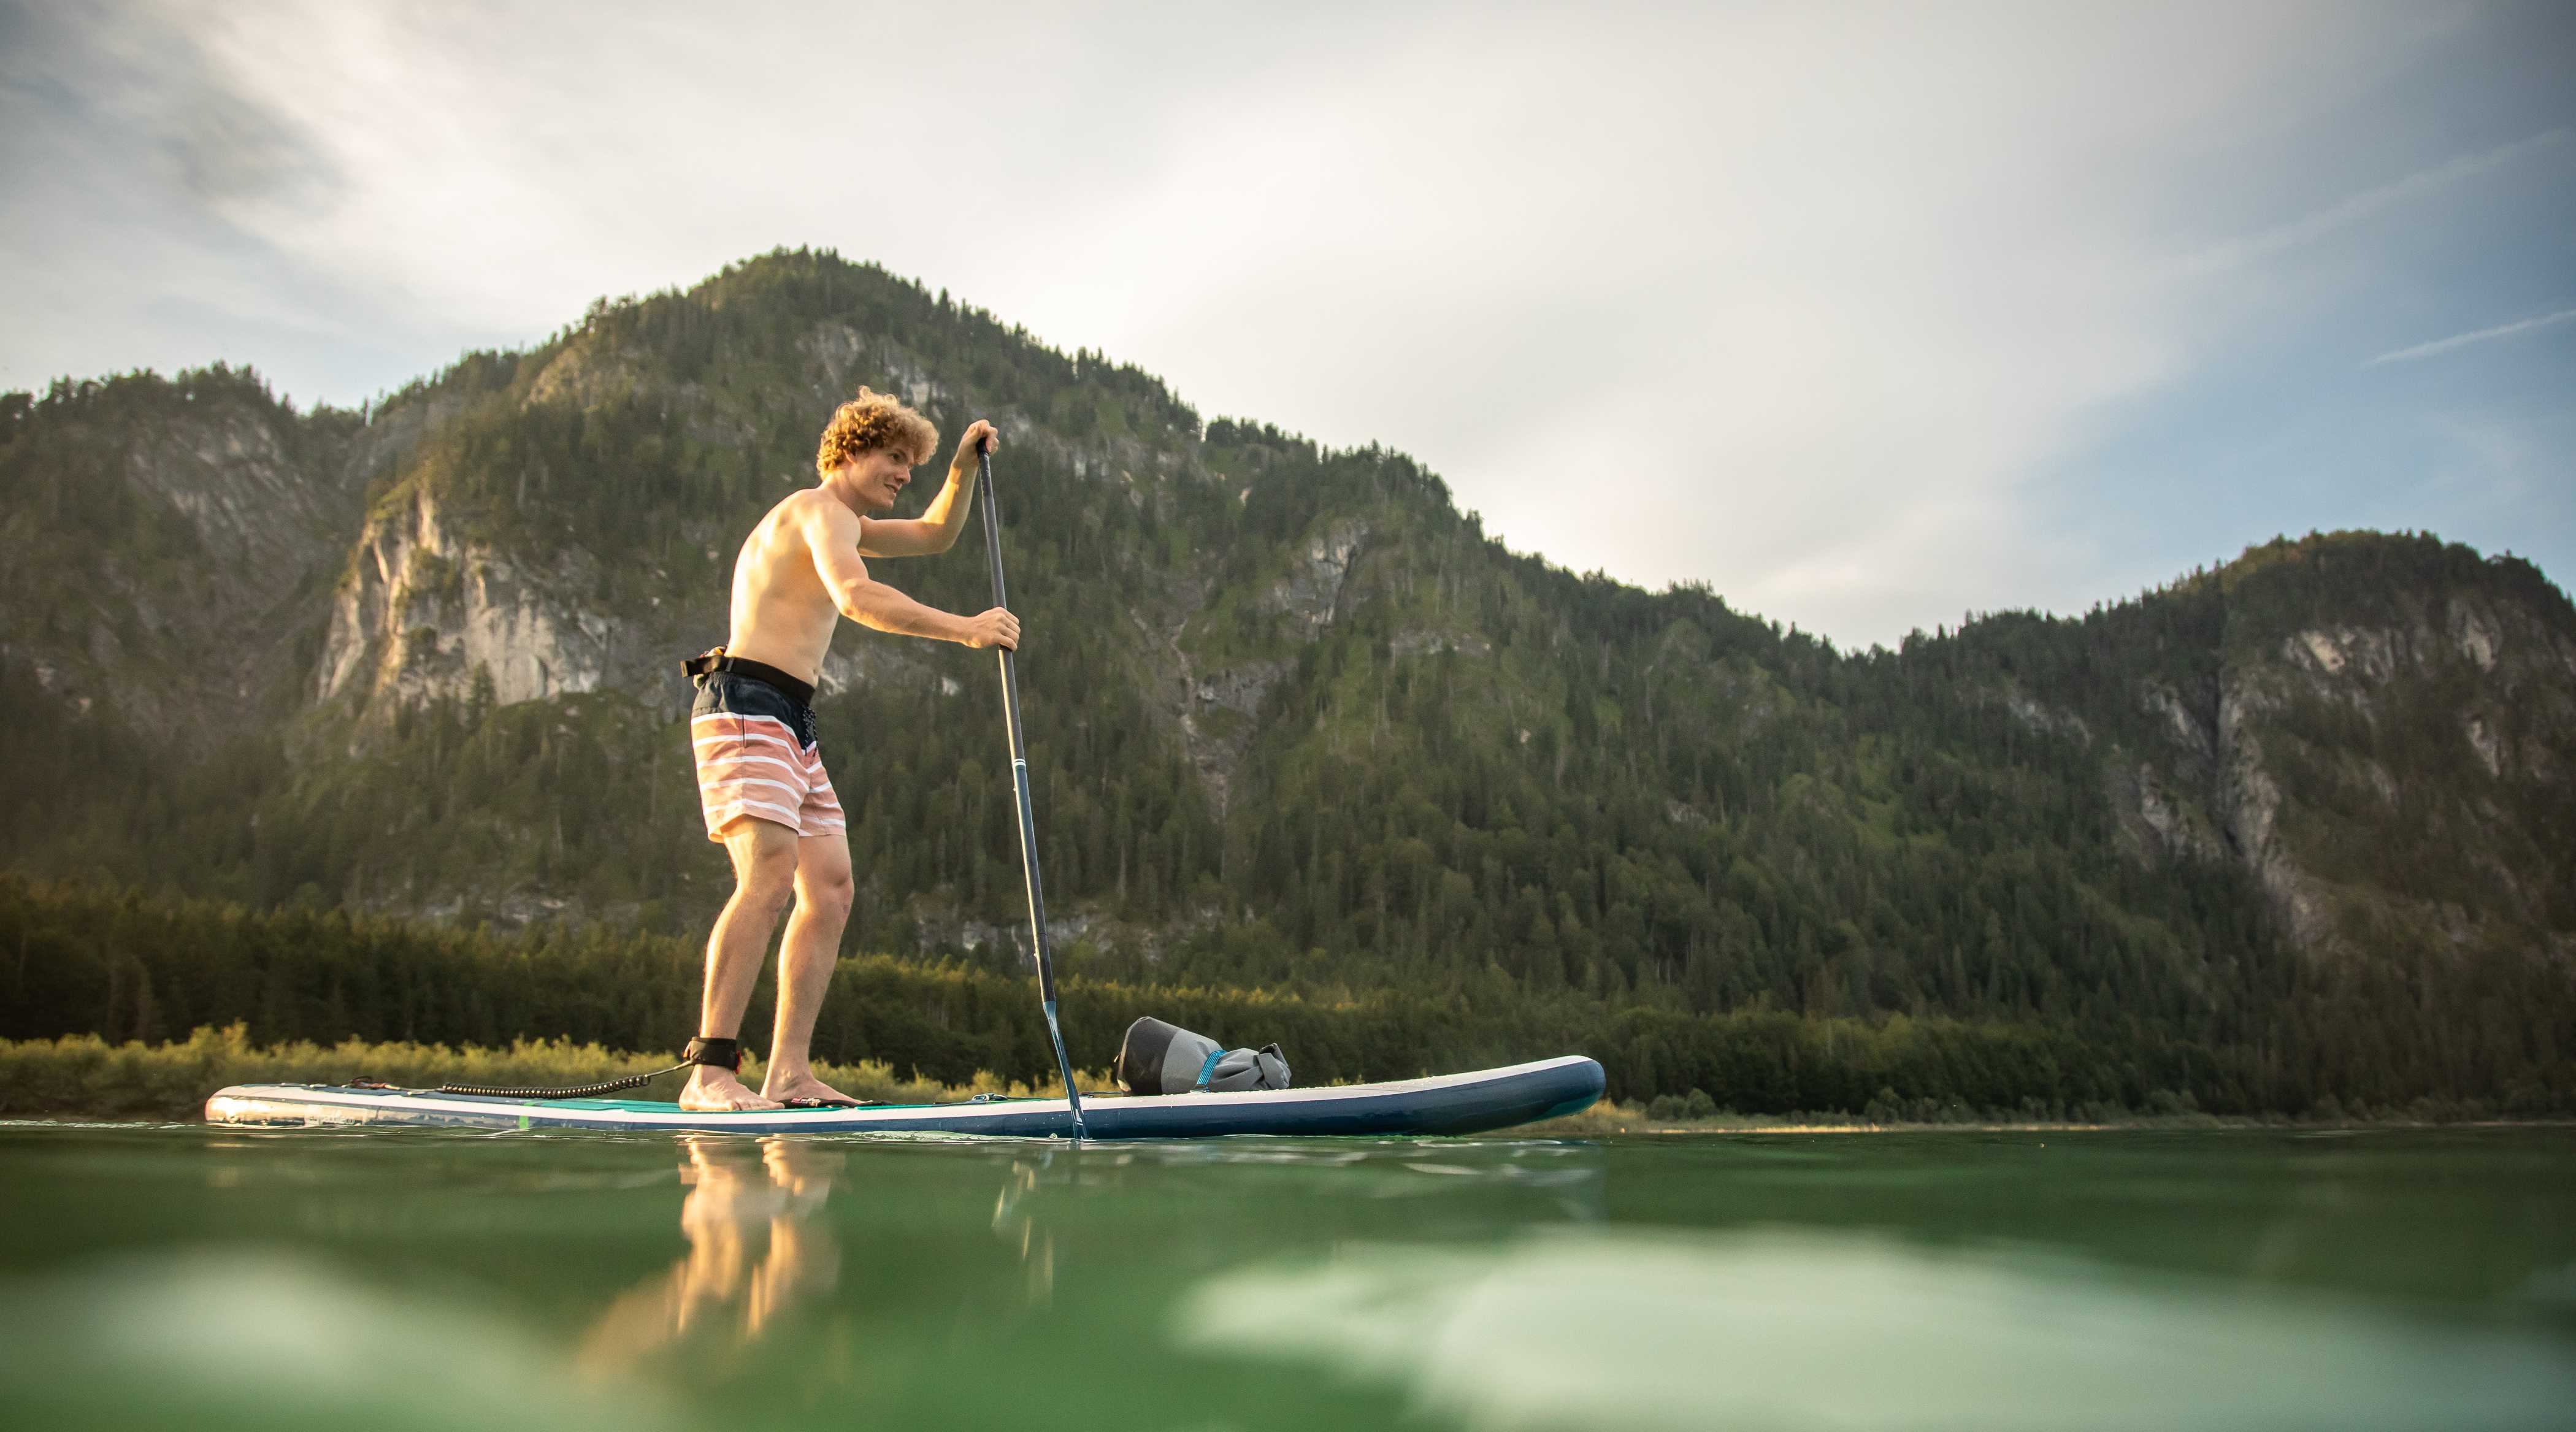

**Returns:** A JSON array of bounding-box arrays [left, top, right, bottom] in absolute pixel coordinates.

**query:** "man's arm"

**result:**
[[807, 500, 1019, 648], [857, 419, 997, 558]]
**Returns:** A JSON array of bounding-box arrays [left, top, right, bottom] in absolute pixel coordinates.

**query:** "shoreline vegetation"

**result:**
[[7, 874, 2566, 1124], [0, 1025, 1116, 1123], [0, 1026, 2547, 1134]]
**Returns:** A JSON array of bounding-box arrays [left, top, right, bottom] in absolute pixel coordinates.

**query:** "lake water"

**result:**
[[2, 1123, 2572, 1430]]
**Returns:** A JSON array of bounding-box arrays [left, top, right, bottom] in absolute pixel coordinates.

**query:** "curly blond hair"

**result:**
[[816, 386, 938, 478]]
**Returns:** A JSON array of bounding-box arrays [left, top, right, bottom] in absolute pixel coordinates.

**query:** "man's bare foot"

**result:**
[[761, 1070, 860, 1106], [680, 1067, 782, 1112]]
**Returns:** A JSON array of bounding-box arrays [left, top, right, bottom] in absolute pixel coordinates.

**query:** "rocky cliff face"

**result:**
[[2244, 581, 2572, 954], [320, 479, 629, 713], [0, 370, 367, 751], [2090, 538, 2576, 965]]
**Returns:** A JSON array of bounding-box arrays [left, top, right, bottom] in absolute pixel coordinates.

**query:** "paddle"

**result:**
[[973, 440, 1088, 1140]]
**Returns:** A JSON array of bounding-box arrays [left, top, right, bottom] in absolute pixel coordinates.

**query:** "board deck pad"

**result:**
[[205, 1055, 1604, 1139]]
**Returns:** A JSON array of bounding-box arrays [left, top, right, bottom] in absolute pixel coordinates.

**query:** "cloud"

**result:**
[[3, 1, 2561, 646], [2367, 305, 2576, 364], [2178, 128, 2571, 275], [0, 2, 485, 395], [1030, 4, 2383, 643]]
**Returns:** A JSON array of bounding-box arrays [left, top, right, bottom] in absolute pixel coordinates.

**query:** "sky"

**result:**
[[2, 1, 2570, 648]]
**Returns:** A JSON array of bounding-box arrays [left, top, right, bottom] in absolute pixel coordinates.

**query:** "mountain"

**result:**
[[3, 248, 2569, 1113]]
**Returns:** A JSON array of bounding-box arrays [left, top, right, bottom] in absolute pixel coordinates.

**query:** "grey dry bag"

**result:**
[[1116, 1016, 1291, 1095]]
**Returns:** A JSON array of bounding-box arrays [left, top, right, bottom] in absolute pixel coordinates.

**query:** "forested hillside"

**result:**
[[2, 248, 2569, 1114]]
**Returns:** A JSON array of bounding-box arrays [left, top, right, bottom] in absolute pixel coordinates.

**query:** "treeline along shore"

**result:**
[[6, 877, 2563, 1122]]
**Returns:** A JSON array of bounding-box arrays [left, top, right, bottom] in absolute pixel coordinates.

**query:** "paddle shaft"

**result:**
[[975, 446, 1087, 1139]]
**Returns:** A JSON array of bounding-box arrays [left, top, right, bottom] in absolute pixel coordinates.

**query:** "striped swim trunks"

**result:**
[[687, 661, 846, 841]]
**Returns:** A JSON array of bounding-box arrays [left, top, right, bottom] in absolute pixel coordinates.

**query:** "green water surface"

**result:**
[[2, 1123, 2572, 1430]]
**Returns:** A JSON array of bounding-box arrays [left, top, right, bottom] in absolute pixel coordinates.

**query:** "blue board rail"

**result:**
[[205, 1055, 1605, 1139]]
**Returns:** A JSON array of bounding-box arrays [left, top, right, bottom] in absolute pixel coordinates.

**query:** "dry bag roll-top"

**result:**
[[1116, 1016, 1291, 1095]]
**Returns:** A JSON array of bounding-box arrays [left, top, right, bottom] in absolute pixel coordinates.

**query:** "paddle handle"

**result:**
[[976, 445, 1087, 1140]]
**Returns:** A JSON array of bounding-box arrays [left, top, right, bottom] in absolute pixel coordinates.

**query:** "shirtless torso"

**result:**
[[725, 419, 1019, 683], [721, 488, 854, 684]]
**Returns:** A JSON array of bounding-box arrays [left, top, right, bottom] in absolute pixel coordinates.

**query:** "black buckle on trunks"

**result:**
[[683, 1036, 743, 1072], [680, 647, 818, 708]]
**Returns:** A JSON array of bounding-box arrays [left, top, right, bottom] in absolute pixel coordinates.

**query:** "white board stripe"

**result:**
[[206, 1057, 1598, 1130]]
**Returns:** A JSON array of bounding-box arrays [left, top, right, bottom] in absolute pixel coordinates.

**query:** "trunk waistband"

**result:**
[[681, 649, 817, 707]]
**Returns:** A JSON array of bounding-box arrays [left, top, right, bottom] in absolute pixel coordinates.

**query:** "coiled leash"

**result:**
[[431, 1037, 742, 1100]]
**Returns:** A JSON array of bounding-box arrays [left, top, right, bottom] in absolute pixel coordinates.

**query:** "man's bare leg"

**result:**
[[681, 818, 799, 1112], [761, 832, 857, 1105]]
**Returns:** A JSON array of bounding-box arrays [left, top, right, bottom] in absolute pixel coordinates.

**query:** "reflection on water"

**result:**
[[0, 1252, 675, 1432], [992, 1153, 1058, 1309], [1179, 1229, 2576, 1431], [578, 1137, 843, 1373], [0, 1126, 2570, 1430]]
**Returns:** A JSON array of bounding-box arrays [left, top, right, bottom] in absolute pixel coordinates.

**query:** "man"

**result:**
[[677, 388, 1018, 1111]]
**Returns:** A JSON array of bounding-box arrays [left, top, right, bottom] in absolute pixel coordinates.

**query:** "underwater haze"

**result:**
[[2, 1125, 2574, 1430]]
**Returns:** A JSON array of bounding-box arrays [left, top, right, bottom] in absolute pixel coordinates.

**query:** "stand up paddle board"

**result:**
[[204, 1055, 1603, 1138]]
